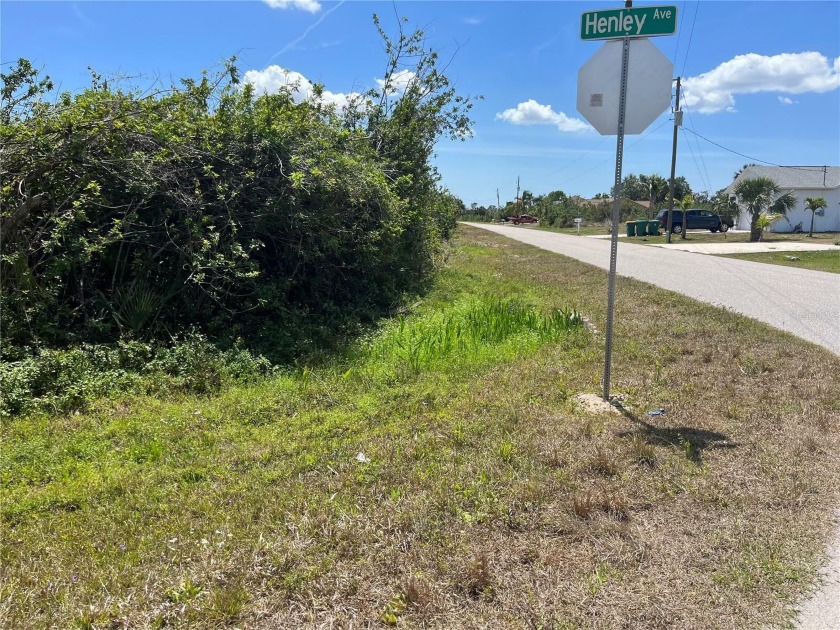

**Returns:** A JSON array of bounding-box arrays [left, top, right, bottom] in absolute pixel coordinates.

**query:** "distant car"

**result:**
[[655, 209, 733, 234], [510, 214, 538, 225]]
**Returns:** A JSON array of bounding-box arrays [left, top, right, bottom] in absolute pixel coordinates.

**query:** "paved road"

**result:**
[[464, 223, 840, 356], [464, 223, 840, 629]]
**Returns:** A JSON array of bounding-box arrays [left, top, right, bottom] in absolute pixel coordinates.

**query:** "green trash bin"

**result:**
[[636, 220, 648, 236], [647, 219, 661, 236], [626, 221, 636, 237]]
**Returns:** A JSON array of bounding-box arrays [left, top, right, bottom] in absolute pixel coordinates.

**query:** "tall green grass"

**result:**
[[0, 273, 587, 626], [362, 298, 582, 373]]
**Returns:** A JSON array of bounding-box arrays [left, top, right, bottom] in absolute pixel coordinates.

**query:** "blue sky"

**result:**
[[3, 1, 839, 207]]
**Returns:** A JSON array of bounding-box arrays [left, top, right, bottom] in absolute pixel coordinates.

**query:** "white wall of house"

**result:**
[[728, 166, 840, 233], [760, 187, 840, 233]]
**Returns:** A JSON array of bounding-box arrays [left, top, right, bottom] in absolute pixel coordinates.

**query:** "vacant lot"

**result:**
[[2, 225, 839, 629]]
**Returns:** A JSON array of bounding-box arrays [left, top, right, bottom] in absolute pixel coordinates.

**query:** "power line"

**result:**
[[669, 2, 706, 189], [556, 118, 672, 189], [685, 109, 712, 191], [681, 127, 783, 167], [541, 136, 610, 179], [680, 108, 712, 192], [680, 127, 710, 193], [671, 0, 688, 68], [681, 1, 700, 77], [681, 127, 831, 174]]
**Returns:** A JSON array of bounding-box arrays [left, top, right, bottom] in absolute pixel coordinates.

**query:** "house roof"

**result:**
[[725, 166, 840, 192], [580, 197, 650, 209]]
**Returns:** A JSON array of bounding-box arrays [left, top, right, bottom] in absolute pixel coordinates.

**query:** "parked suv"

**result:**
[[655, 209, 733, 234]]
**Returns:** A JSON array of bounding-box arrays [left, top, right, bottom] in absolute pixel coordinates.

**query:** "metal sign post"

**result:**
[[577, 2, 677, 402], [602, 36, 630, 402]]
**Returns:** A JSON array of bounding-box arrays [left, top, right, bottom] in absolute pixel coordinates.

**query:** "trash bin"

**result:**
[[626, 221, 636, 237], [647, 219, 661, 236], [636, 220, 648, 236]]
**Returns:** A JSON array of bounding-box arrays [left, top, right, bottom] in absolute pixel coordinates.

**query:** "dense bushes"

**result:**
[[1, 33, 472, 334], [0, 20, 475, 414]]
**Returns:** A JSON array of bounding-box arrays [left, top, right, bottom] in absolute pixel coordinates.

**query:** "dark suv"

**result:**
[[655, 209, 733, 234]]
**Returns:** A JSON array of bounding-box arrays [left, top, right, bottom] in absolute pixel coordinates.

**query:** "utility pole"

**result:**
[[496, 188, 500, 210], [665, 76, 682, 244], [515, 176, 521, 215]]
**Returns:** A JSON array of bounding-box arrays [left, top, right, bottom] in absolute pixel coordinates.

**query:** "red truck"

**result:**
[[508, 214, 539, 225]]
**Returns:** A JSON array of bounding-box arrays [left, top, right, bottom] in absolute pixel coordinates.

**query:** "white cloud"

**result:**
[[495, 99, 590, 133], [375, 69, 416, 95], [243, 65, 362, 108], [778, 96, 796, 105], [262, 0, 321, 13], [245, 65, 427, 109], [683, 52, 840, 114], [464, 17, 483, 25]]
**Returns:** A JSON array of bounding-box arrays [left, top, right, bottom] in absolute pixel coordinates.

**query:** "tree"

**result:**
[[805, 196, 828, 237], [673, 176, 693, 202], [677, 193, 695, 239], [620, 174, 647, 201], [1, 16, 477, 357], [710, 188, 737, 217], [733, 176, 797, 242], [640, 173, 668, 218], [1, 58, 53, 125], [521, 190, 534, 211], [754, 212, 783, 242], [621, 173, 688, 217]]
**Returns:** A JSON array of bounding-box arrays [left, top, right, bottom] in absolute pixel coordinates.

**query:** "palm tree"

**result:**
[[733, 176, 797, 242], [677, 193, 694, 239], [805, 196, 828, 237], [521, 190, 534, 212], [641, 174, 668, 219], [754, 212, 782, 242]]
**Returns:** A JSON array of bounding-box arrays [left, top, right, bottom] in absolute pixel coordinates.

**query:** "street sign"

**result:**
[[581, 6, 677, 40], [577, 8, 678, 403], [576, 38, 673, 135]]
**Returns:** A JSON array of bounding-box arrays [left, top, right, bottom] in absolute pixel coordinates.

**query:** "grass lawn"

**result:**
[[626, 230, 840, 245], [3, 225, 840, 629], [531, 225, 611, 237], [721, 250, 840, 273], [460, 221, 611, 237]]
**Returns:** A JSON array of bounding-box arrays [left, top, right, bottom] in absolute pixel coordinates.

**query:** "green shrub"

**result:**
[[1, 25, 475, 360], [0, 335, 274, 418]]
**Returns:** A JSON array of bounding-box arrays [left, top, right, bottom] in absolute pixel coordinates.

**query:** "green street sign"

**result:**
[[581, 6, 677, 40]]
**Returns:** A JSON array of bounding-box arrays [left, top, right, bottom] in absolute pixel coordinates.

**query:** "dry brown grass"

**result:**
[[259, 228, 837, 628], [256, 229, 835, 627]]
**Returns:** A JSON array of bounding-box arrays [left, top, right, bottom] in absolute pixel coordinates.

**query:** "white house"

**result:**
[[724, 166, 840, 233]]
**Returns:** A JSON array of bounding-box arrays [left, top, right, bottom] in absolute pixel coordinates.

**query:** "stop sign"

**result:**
[[577, 38, 673, 135]]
